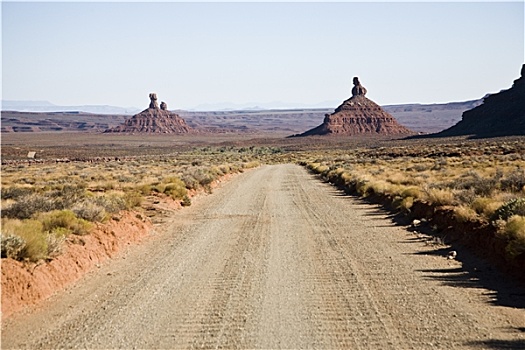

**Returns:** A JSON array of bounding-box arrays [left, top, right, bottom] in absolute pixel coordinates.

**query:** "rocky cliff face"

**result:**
[[298, 78, 413, 136], [105, 94, 193, 134], [435, 64, 525, 138]]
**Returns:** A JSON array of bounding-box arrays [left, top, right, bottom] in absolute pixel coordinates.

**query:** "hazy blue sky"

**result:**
[[2, 1, 524, 110]]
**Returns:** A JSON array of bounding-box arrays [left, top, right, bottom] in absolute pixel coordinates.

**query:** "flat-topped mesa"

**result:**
[[297, 77, 413, 137], [104, 93, 193, 134]]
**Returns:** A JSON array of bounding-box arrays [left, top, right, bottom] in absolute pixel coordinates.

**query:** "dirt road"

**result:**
[[2, 164, 524, 349]]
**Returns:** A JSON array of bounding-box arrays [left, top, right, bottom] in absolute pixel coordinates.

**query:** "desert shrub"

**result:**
[[315, 165, 330, 175], [502, 215, 525, 258], [188, 169, 215, 188], [243, 161, 260, 169], [1, 186, 35, 200], [307, 162, 321, 172], [163, 178, 188, 200], [1, 219, 47, 261], [137, 184, 152, 195], [492, 198, 525, 222], [1, 194, 58, 219], [355, 179, 372, 196], [500, 168, 525, 193], [124, 191, 143, 209], [340, 172, 354, 185], [449, 170, 500, 196], [409, 164, 429, 172], [72, 200, 107, 222], [399, 196, 414, 212], [180, 174, 199, 190], [93, 194, 127, 214], [1, 234, 26, 259], [46, 232, 66, 257], [181, 195, 192, 207], [454, 205, 479, 223], [161, 176, 182, 184], [39, 210, 92, 236], [471, 197, 503, 218], [217, 165, 231, 175], [49, 184, 87, 209], [369, 180, 390, 196], [98, 181, 117, 191], [387, 173, 412, 185], [391, 196, 403, 210], [199, 173, 216, 187], [432, 158, 448, 170], [456, 188, 477, 205], [424, 188, 456, 206], [400, 186, 423, 200], [153, 183, 166, 193]]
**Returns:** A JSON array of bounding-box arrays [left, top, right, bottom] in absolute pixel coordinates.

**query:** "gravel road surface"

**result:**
[[2, 164, 524, 349]]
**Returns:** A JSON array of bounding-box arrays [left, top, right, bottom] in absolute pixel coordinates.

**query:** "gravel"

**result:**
[[2, 164, 524, 349]]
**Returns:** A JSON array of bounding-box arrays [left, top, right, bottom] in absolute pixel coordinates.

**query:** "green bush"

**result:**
[[39, 210, 92, 236], [1, 219, 47, 261], [502, 215, 525, 258], [164, 179, 188, 200], [492, 198, 525, 222], [1, 218, 68, 260]]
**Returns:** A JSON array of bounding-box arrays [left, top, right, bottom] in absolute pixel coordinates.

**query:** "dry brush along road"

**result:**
[[2, 164, 524, 349]]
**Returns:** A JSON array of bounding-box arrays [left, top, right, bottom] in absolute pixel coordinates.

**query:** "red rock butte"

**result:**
[[433, 64, 525, 138], [298, 77, 413, 136], [105, 93, 193, 134]]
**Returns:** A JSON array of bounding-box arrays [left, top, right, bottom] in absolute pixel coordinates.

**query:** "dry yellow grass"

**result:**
[[1, 148, 268, 262]]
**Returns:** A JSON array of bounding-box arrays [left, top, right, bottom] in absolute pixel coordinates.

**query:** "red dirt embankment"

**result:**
[[311, 168, 525, 283], [1, 172, 240, 319], [1, 211, 152, 318]]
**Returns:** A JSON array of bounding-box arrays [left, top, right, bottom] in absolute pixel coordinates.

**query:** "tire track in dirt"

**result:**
[[2, 164, 524, 349]]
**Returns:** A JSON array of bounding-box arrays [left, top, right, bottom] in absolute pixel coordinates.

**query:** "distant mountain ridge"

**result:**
[[2, 99, 483, 134], [2, 100, 140, 115], [383, 99, 482, 133]]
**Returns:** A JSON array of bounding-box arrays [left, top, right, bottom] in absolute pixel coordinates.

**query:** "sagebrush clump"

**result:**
[[1, 147, 265, 262]]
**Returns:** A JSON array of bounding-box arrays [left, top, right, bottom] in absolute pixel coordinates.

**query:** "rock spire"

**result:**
[[105, 93, 193, 134], [351, 77, 367, 97], [297, 77, 413, 136], [149, 93, 159, 109]]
